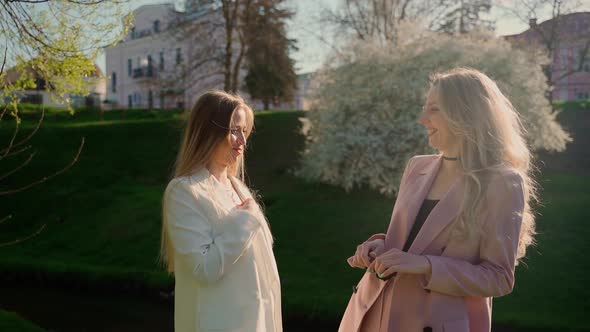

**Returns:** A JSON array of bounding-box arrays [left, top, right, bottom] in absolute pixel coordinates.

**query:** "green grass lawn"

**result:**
[[0, 109, 588, 330]]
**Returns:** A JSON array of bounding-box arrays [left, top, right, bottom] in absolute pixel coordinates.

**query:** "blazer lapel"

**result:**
[[407, 174, 463, 255], [385, 156, 442, 250]]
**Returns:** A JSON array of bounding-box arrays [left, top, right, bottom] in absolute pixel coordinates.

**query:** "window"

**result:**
[[131, 27, 136, 39], [127, 59, 132, 76], [111, 72, 117, 93], [159, 51, 164, 70], [128, 95, 132, 108], [159, 92, 165, 109], [576, 49, 585, 68], [35, 78, 46, 90], [577, 92, 589, 100], [559, 48, 569, 70], [21, 93, 42, 104], [147, 55, 153, 76], [148, 90, 154, 109], [154, 20, 160, 33], [134, 92, 142, 106], [176, 48, 182, 65]]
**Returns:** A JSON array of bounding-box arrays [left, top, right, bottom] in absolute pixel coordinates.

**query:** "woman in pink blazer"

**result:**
[[340, 68, 537, 332]]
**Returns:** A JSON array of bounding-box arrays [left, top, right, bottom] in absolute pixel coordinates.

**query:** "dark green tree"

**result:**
[[244, 0, 297, 110], [435, 0, 494, 34]]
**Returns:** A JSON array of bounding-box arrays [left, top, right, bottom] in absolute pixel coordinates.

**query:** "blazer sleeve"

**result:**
[[367, 157, 416, 242], [164, 178, 261, 283], [421, 172, 525, 297]]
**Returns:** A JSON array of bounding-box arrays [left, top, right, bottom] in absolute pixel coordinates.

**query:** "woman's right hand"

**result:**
[[237, 198, 258, 214], [347, 239, 385, 269]]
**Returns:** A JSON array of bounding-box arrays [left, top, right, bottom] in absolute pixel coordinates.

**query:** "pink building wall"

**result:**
[[505, 12, 590, 101]]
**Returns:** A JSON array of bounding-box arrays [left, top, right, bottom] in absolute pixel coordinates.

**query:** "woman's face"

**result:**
[[212, 107, 249, 167], [418, 90, 460, 155]]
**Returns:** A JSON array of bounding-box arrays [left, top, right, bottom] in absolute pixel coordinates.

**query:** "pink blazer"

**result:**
[[339, 154, 525, 332]]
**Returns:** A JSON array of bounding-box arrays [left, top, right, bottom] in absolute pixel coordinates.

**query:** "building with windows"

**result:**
[[105, 3, 189, 110], [3, 62, 105, 108], [106, 1, 255, 110], [505, 12, 590, 101], [105, 0, 312, 111]]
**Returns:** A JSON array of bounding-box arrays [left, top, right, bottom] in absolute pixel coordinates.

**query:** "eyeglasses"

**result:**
[[210, 120, 247, 137]]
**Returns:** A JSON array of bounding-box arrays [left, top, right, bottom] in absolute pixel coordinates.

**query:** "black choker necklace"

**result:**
[[442, 156, 459, 161]]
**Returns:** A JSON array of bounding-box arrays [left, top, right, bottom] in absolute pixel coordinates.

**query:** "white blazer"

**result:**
[[164, 168, 282, 332]]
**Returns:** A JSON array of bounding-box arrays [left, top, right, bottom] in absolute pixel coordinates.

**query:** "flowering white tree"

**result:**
[[297, 27, 571, 194]]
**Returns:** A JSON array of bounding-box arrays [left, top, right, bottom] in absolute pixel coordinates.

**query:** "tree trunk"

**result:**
[[222, 0, 240, 92], [263, 98, 270, 110], [231, 0, 252, 93], [224, 23, 233, 92]]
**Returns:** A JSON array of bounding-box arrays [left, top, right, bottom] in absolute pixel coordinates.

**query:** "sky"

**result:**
[[96, 0, 589, 74]]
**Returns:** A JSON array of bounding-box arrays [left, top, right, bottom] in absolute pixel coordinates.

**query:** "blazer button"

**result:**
[[423, 327, 433, 332], [352, 285, 358, 294]]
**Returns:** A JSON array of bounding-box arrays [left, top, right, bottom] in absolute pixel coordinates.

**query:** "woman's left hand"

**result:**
[[370, 248, 432, 278]]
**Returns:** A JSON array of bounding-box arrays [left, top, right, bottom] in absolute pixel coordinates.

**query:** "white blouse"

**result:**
[[164, 168, 282, 332]]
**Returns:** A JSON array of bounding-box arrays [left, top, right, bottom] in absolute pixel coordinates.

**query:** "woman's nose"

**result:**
[[237, 132, 246, 145], [418, 111, 428, 126]]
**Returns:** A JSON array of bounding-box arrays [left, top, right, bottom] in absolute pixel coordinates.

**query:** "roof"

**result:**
[[3, 60, 103, 85], [504, 11, 590, 40], [132, 3, 179, 15]]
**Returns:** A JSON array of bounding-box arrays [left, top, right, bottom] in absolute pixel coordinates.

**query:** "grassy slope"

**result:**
[[0, 110, 588, 330], [0, 310, 46, 332]]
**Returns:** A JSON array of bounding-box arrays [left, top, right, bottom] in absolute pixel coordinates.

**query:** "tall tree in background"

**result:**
[[222, 0, 252, 93], [322, 0, 426, 43], [435, 0, 494, 34], [244, 0, 297, 110], [172, 0, 255, 93], [323, 0, 495, 44], [0, 0, 131, 246]]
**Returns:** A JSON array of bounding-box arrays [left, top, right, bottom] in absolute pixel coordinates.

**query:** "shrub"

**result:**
[[298, 28, 571, 194]]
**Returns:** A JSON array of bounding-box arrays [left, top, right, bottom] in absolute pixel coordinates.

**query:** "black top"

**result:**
[[402, 199, 439, 252], [375, 198, 440, 281]]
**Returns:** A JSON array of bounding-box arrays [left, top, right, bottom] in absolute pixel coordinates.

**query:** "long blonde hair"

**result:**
[[160, 90, 254, 273], [430, 67, 537, 263]]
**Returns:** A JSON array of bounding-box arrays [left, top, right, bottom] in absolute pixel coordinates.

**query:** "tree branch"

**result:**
[[0, 44, 7, 77], [0, 136, 84, 195], [0, 107, 45, 157], [0, 152, 36, 182], [1, 144, 33, 159], [1, 117, 20, 160], [556, 34, 590, 81], [0, 215, 12, 226], [0, 223, 46, 248]]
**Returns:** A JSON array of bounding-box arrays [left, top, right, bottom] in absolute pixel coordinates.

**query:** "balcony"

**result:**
[[132, 67, 156, 79]]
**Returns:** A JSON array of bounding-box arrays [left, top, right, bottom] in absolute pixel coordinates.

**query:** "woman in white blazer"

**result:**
[[160, 91, 282, 332]]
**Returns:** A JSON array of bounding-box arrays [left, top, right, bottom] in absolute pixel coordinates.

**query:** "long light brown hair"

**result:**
[[429, 67, 537, 263], [160, 90, 254, 273]]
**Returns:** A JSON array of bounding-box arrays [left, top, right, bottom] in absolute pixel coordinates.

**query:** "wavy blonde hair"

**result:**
[[429, 67, 537, 263], [159, 90, 254, 273]]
